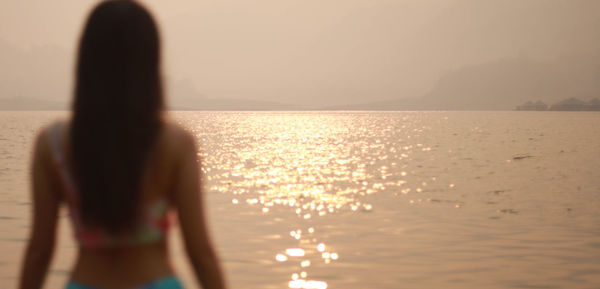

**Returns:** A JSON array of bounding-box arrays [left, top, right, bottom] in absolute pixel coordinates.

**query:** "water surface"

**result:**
[[1, 111, 599, 289]]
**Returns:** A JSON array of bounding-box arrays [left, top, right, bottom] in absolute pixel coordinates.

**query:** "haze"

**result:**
[[1, 0, 599, 110]]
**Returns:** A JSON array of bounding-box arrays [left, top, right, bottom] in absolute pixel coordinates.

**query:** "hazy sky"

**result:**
[[1, 0, 599, 107]]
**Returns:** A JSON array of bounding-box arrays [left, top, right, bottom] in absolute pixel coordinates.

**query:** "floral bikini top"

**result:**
[[47, 121, 174, 248]]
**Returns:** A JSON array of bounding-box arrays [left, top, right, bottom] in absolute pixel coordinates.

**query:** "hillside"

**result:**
[[330, 54, 600, 110]]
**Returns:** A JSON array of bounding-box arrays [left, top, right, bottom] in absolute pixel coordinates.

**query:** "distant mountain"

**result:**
[[169, 97, 302, 111], [166, 78, 302, 110], [0, 96, 300, 111], [548, 98, 600, 111], [3, 55, 598, 111], [516, 100, 548, 111], [325, 54, 600, 111], [0, 40, 72, 106], [0, 76, 301, 111], [590, 98, 600, 110], [515, 98, 600, 111], [0, 97, 67, 110]]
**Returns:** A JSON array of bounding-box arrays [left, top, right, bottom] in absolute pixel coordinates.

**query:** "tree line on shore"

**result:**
[[516, 98, 600, 111]]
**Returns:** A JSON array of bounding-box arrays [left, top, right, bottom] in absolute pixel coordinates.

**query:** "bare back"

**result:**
[[20, 119, 226, 289], [61, 120, 184, 287]]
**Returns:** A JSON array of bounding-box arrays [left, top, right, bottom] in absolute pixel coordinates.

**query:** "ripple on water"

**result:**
[[179, 112, 466, 288], [2, 111, 599, 289]]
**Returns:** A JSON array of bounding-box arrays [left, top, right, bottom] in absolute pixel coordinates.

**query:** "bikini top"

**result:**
[[47, 121, 174, 248]]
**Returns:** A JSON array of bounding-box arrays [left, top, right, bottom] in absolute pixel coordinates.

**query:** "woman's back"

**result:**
[[21, 118, 225, 289], [48, 120, 185, 288], [48, 121, 173, 248]]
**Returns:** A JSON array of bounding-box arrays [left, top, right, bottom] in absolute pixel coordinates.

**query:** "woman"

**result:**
[[18, 1, 227, 288]]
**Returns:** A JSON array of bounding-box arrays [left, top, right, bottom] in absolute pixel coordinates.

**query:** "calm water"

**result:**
[[1, 111, 599, 289]]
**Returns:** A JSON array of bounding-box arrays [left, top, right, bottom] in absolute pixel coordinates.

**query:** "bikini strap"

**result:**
[[46, 121, 79, 203], [48, 121, 64, 163]]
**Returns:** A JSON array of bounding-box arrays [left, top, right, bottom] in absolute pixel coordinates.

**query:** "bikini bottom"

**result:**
[[66, 276, 184, 289]]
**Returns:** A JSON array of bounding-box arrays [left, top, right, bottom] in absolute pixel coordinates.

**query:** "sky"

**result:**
[[0, 0, 599, 108]]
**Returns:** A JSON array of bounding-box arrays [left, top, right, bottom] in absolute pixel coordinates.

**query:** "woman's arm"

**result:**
[[19, 129, 61, 289], [172, 128, 227, 289]]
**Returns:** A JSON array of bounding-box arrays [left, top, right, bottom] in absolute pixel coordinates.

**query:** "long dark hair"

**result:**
[[71, 0, 163, 233]]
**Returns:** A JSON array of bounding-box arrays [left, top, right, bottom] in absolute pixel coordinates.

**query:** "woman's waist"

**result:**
[[70, 242, 174, 288], [66, 276, 183, 289]]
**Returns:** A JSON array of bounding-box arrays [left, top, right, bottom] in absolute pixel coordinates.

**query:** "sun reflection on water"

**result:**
[[179, 112, 448, 288]]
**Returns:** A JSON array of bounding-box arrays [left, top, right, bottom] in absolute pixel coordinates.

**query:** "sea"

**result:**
[[1, 111, 599, 289]]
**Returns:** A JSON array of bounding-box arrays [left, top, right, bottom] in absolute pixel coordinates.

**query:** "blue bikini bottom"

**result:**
[[66, 276, 184, 289]]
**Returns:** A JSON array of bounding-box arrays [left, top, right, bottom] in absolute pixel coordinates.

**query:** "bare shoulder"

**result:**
[[159, 120, 197, 158], [31, 123, 61, 190], [33, 123, 55, 163]]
